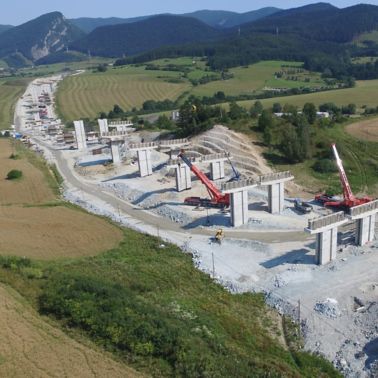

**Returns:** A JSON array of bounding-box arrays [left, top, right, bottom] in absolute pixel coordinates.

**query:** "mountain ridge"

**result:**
[[69, 7, 281, 33]]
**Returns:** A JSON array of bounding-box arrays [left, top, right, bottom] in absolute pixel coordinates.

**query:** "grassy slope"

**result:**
[[238, 80, 378, 110], [56, 59, 325, 121], [0, 78, 29, 130], [0, 228, 340, 377]]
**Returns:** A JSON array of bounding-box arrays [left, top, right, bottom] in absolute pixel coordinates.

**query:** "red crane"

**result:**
[[178, 151, 230, 208], [316, 143, 371, 208]]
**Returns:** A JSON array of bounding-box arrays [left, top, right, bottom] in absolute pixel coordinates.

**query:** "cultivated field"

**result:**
[[191, 60, 324, 98], [247, 79, 378, 110], [0, 139, 122, 259], [56, 59, 325, 121], [0, 79, 29, 130], [0, 284, 143, 378], [56, 65, 191, 120], [346, 117, 378, 142]]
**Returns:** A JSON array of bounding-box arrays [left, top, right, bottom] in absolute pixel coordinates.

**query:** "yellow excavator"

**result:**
[[215, 229, 225, 244]]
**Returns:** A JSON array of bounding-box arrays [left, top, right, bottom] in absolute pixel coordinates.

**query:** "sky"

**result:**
[[2, 0, 378, 25]]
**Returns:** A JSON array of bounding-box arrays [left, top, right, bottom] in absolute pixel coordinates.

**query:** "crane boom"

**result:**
[[316, 143, 372, 208], [331, 143, 355, 202], [178, 152, 230, 207]]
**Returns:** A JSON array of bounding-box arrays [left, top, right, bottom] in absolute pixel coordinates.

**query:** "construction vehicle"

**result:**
[[315, 143, 371, 209], [294, 199, 313, 214], [178, 151, 230, 208], [214, 229, 225, 244]]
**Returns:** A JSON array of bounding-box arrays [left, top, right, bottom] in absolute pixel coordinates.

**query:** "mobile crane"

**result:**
[[178, 151, 230, 208], [315, 143, 371, 209]]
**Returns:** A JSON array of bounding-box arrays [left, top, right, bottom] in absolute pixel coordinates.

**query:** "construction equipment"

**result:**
[[315, 143, 371, 209], [294, 199, 313, 214], [178, 151, 230, 208], [227, 155, 241, 182], [214, 229, 225, 244]]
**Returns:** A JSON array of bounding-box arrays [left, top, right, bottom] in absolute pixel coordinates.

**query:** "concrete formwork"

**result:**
[[348, 200, 378, 246], [260, 171, 294, 214], [305, 212, 348, 265], [222, 179, 258, 227], [73, 120, 87, 151]]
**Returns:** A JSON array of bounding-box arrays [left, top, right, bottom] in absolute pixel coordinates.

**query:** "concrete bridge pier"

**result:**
[[347, 200, 378, 246], [305, 212, 348, 265], [221, 179, 257, 227]]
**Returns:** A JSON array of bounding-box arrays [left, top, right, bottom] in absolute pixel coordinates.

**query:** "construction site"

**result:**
[[14, 75, 378, 377]]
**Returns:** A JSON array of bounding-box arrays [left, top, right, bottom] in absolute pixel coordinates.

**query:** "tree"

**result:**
[[97, 64, 108, 73], [228, 101, 246, 120], [303, 103, 317, 124], [341, 103, 356, 115], [258, 110, 273, 132], [272, 102, 282, 113], [250, 101, 263, 118], [155, 115, 174, 130]]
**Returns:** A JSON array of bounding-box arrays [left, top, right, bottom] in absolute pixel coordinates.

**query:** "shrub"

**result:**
[[6, 169, 22, 180], [9, 153, 19, 160], [312, 159, 337, 173]]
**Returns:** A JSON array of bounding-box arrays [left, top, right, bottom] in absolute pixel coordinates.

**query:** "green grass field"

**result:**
[[0, 227, 340, 377], [0, 78, 29, 130], [56, 64, 191, 120], [56, 59, 326, 121], [232, 79, 378, 111]]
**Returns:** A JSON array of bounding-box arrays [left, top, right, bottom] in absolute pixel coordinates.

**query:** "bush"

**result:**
[[312, 159, 337, 173], [6, 169, 22, 180]]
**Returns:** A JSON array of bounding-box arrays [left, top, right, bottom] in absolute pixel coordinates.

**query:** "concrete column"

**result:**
[[110, 141, 122, 164], [137, 149, 153, 177], [74, 120, 87, 150], [175, 165, 192, 192], [98, 119, 109, 135], [356, 214, 376, 246], [210, 160, 225, 181], [230, 190, 249, 227], [315, 227, 338, 265], [268, 182, 285, 214]]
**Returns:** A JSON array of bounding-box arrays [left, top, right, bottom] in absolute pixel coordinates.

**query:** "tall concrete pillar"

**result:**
[[268, 182, 285, 214], [221, 179, 257, 228], [305, 212, 348, 265], [74, 120, 87, 150], [347, 200, 378, 246], [110, 140, 122, 164], [176, 165, 192, 192], [98, 119, 109, 135], [260, 172, 294, 214], [230, 190, 249, 227], [137, 149, 153, 177], [356, 215, 376, 246], [316, 227, 338, 265], [210, 160, 225, 181]]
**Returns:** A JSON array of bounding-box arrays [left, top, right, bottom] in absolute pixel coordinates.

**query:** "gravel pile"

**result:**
[[100, 181, 193, 225], [314, 298, 342, 318]]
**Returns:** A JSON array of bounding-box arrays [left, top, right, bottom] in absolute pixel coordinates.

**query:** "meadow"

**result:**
[[56, 58, 326, 121], [0, 78, 29, 130]]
